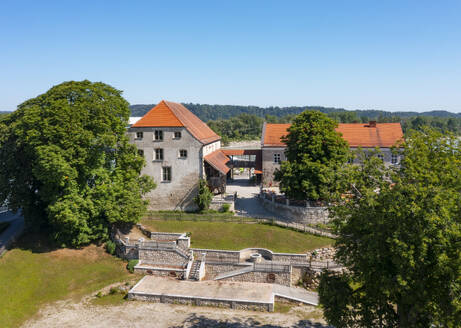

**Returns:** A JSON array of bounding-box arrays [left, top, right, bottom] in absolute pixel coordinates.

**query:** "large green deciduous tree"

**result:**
[[274, 110, 350, 200], [319, 129, 461, 327], [0, 81, 155, 247]]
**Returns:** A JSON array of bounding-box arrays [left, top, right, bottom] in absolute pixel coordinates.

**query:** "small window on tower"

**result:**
[[174, 131, 182, 139], [179, 149, 187, 158]]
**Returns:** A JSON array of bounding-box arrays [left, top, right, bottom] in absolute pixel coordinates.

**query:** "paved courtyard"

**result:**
[[226, 173, 278, 219]]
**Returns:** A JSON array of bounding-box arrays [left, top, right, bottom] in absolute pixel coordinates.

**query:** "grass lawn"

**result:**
[[140, 219, 333, 253], [0, 233, 132, 328]]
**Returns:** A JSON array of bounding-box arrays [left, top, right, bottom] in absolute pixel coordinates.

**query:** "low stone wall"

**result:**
[[193, 248, 240, 263], [128, 292, 273, 312], [139, 248, 188, 266], [205, 263, 247, 279], [116, 243, 139, 260], [149, 231, 185, 241], [271, 253, 308, 264], [134, 264, 186, 277], [219, 270, 291, 287], [260, 197, 329, 225], [210, 194, 235, 212]]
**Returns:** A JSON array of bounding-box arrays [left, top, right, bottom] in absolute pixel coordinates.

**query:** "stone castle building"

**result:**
[[129, 101, 404, 208], [128, 101, 229, 210], [261, 121, 404, 187]]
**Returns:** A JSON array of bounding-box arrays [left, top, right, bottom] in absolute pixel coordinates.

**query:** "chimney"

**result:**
[[368, 121, 377, 127]]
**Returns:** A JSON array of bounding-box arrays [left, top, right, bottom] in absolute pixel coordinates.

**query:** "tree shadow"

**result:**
[[171, 313, 333, 328], [9, 230, 63, 253]]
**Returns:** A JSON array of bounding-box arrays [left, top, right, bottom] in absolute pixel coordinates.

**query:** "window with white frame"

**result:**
[[174, 131, 181, 139], [136, 131, 143, 139], [391, 154, 399, 164], [154, 130, 163, 141], [179, 149, 187, 158], [162, 167, 171, 182], [154, 148, 163, 160], [274, 153, 281, 164]]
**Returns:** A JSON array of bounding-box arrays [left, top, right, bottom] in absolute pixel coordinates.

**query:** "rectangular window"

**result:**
[[377, 154, 384, 162], [154, 130, 163, 141], [274, 153, 281, 164], [154, 148, 163, 160], [348, 156, 354, 164], [174, 131, 182, 139], [137, 149, 144, 157], [162, 167, 171, 182], [391, 154, 398, 164], [179, 149, 187, 158], [136, 131, 143, 139]]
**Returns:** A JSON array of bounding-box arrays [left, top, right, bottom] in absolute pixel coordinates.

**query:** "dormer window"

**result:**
[[174, 131, 182, 139], [154, 130, 163, 141], [136, 132, 143, 139]]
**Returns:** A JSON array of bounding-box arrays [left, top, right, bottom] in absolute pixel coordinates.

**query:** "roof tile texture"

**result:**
[[263, 123, 403, 148], [132, 100, 220, 144], [204, 150, 230, 174]]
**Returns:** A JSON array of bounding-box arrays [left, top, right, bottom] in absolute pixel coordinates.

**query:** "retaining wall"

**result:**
[[205, 263, 247, 279], [260, 197, 329, 224], [128, 292, 273, 312], [218, 270, 291, 287]]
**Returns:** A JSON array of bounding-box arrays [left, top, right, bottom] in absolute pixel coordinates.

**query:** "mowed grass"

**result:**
[[0, 233, 132, 328], [141, 220, 333, 253]]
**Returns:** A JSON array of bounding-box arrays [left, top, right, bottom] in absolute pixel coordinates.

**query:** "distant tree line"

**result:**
[[130, 103, 461, 142]]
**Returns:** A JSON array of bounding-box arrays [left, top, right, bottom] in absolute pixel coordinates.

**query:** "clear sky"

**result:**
[[1, 1, 460, 112]]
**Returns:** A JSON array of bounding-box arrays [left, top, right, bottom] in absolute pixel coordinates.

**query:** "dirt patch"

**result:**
[[23, 297, 330, 328], [47, 244, 101, 261]]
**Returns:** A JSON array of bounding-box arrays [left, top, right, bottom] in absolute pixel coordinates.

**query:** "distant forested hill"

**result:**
[[130, 103, 461, 121], [130, 103, 461, 143]]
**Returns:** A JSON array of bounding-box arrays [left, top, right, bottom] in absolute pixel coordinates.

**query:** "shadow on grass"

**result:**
[[172, 314, 333, 328], [9, 230, 63, 253]]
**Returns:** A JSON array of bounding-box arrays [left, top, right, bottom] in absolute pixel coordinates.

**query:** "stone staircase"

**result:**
[[188, 259, 202, 280]]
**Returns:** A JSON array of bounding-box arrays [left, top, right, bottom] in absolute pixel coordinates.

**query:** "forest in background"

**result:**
[[130, 103, 461, 143]]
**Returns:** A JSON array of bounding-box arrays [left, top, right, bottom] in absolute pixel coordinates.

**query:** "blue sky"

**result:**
[[1, 1, 460, 112]]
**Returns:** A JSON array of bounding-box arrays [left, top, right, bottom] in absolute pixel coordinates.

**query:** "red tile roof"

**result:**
[[262, 122, 403, 148], [262, 123, 291, 147], [204, 150, 230, 175], [132, 100, 220, 144]]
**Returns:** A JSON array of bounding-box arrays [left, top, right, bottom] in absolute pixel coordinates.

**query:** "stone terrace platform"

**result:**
[[128, 276, 318, 312]]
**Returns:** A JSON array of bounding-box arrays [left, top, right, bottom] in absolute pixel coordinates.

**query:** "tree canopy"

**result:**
[[319, 129, 461, 327], [274, 110, 350, 200], [0, 80, 155, 247]]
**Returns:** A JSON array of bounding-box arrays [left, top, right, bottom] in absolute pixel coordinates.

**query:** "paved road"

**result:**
[[0, 210, 24, 256]]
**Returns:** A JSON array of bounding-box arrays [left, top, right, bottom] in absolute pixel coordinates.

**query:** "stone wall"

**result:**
[[219, 270, 291, 287], [134, 265, 186, 277], [260, 196, 330, 225], [193, 249, 240, 263], [261, 147, 286, 187], [128, 126, 203, 211], [138, 248, 188, 266], [271, 253, 308, 264], [128, 292, 273, 312], [116, 243, 139, 260], [204, 263, 246, 279]]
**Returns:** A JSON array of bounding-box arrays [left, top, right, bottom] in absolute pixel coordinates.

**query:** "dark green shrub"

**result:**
[[127, 259, 138, 273], [220, 203, 230, 212], [194, 179, 212, 212], [105, 240, 116, 255]]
